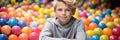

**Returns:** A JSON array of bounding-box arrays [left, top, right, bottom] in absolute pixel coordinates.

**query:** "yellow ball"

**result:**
[[34, 5, 40, 11], [100, 35, 109, 40], [38, 18, 46, 25], [11, 0, 16, 4], [86, 30, 94, 37], [38, 8, 44, 14]]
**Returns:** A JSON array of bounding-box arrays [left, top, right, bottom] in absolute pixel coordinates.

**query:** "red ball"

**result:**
[[109, 35, 118, 40], [12, 26, 21, 35], [29, 32, 39, 40], [112, 27, 120, 36]]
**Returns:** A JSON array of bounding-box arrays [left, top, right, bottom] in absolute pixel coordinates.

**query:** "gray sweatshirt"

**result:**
[[39, 17, 87, 40]]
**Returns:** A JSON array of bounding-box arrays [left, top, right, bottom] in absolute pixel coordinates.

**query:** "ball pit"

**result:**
[[0, 0, 120, 40]]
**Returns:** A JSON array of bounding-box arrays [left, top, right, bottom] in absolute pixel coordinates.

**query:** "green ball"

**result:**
[[100, 35, 109, 40], [94, 28, 102, 36]]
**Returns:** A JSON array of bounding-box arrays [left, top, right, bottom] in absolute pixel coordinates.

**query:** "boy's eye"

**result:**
[[66, 9, 71, 11], [58, 9, 62, 11]]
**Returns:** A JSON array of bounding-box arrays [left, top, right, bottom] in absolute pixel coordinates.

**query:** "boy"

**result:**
[[39, 0, 87, 40]]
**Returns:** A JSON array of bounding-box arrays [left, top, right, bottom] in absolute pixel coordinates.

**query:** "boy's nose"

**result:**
[[61, 10, 66, 15]]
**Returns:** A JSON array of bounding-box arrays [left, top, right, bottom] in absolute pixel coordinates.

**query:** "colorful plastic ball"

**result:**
[[90, 18, 99, 24], [94, 28, 102, 36], [118, 36, 120, 40], [38, 18, 46, 25], [29, 32, 39, 40], [99, 13, 105, 18], [7, 17, 18, 27], [0, 34, 8, 40], [103, 28, 112, 36], [95, 16, 103, 22], [32, 12, 39, 17], [8, 11, 17, 18], [105, 9, 111, 15], [83, 19, 90, 26], [32, 27, 40, 34], [87, 36, 92, 40], [106, 22, 115, 29], [89, 23, 98, 30], [1, 14, 9, 21], [38, 24, 44, 33], [17, 21, 26, 28], [8, 34, 18, 40], [30, 22, 39, 28], [12, 26, 21, 35], [114, 18, 120, 24], [86, 30, 94, 37], [45, 14, 50, 19], [21, 27, 32, 35], [100, 35, 109, 40], [18, 33, 28, 40], [98, 23, 106, 29], [0, 7, 8, 12], [91, 35, 100, 40], [1, 25, 11, 35], [34, 5, 40, 11], [0, 18, 7, 26], [115, 24, 120, 28], [112, 27, 120, 36], [109, 35, 118, 40]]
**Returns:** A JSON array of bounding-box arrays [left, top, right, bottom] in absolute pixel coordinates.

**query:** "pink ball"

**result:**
[[12, 26, 21, 35], [32, 27, 40, 34], [118, 36, 120, 40], [109, 35, 118, 40], [115, 24, 120, 28], [29, 32, 39, 40]]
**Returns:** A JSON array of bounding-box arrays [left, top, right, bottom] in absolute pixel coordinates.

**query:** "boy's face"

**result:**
[[54, 2, 74, 25]]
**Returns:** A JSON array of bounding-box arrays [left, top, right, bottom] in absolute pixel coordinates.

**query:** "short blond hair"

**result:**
[[52, 0, 80, 11]]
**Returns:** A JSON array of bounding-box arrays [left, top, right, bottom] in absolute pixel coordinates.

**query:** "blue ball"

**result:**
[[105, 9, 111, 15], [30, 22, 39, 28], [90, 18, 99, 25], [95, 16, 102, 22], [87, 36, 92, 40], [98, 23, 106, 29], [91, 35, 100, 40], [7, 17, 18, 27], [0, 18, 7, 26], [37, 1, 42, 6], [45, 15, 50, 19], [0, 34, 8, 40], [99, 13, 105, 18], [17, 21, 26, 28]]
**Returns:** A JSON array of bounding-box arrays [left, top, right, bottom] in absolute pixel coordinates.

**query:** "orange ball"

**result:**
[[21, 27, 32, 35], [83, 19, 90, 26], [1, 25, 11, 35], [85, 25, 89, 31], [89, 23, 98, 30], [8, 34, 18, 40], [103, 28, 112, 36], [19, 33, 28, 40], [8, 11, 17, 18]]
